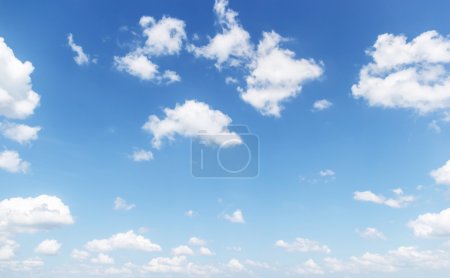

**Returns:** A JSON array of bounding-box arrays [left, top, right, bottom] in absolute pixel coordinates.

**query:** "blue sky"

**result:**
[[1, 0, 450, 277]]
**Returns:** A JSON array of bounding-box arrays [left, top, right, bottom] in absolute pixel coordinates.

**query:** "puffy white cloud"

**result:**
[[67, 33, 90, 65], [130, 149, 153, 162], [113, 197, 135, 211], [224, 209, 245, 224], [199, 247, 214, 256], [409, 208, 450, 237], [353, 189, 414, 208], [114, 53, 158, 81], [0, 150, 29, 173], [34, 239, 61, 256], [188, 237, 206, 246], [189, 0, 253, 68], [0, 37, 40, 119], [313, 99, 333, 111], [142, 256, 186, 273], [85, 230, 161, 253], [91, 253, 114, 265], [357, 227, 386, 240], [319, 169, 335, 177], [171, 245, 194, 256], [352, 31, 450, 113], [275, 237, 331, 254], [70, 249, 90, 261], [430, 160, 450, 185], [295, 259, 324, 275], [142, 100, 241, 149], [139, 16, 186, 56], [240, 31, 323, 117], [227, 258, 246, 272], [0, 122, 41, 144], [0, 239, 18, 260], [0, 195, 74, 235]]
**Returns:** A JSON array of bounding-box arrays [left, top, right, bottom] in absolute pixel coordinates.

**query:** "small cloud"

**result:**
[[430, 160, 450, 186], [67, 33, 91, 65], [130, 149, 153, 162], [224, 209, 245, 224], [313, 99, 333, 111], [171, 245, 194, 256], [185, 210, 196, 217], [275, 238, 331, 254], [34, 239, 61, 256], [188, 237, 206, 246], [319, 169, 335, 177], [357, 227, 387, 240], [225, 76, 239, 85], [0, 150, 29, 173], [199, 247, 214, 256], [353, 189, 415, 208], [428, 120, 441, 133], [91, 253, 114, 265], [113, 197, 136, 211]]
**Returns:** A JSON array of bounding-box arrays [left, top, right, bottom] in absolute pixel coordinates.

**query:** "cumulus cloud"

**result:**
[[353, 188, 414, 208], [199, 247, 214, 256], [188, 237, 206, 246], [295, 259, 324, 275], [113, 197, 135, 211], [171, 245, 194, 256], [275, 237, 331, 254], [352, 30, 450, 113], [240, 31, 323, 117], [70, 249, 90, 261], [130, 149, 153, 162], [0, 122, 41, 144], [227, 258, 246, 272], [85, 230, 161, 253], [313, 99, 333, 111], [357, 227, 387, 240], [189, 0, 253, 68], [0, 150, 29, 173], [0, 239, 18, 260], [409, 208, 450, 237], [0, 37, 40, 119], [91, 253, 114, 265], [114, 16, 185, 83], [34, 239, 61, 256], [0, 195, 74, 235], [142, 100, 241, 149], [224, 209, 245, 224], [430, 160, 450, 185], [67, 33, 90, 65], [142, 255, 220, 275]]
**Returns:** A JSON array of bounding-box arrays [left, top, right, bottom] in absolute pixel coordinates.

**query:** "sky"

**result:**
[[1, 0, 450, 277]]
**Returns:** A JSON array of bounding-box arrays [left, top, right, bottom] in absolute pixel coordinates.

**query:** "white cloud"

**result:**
[[0, 150, 29, 173], [227, 258, 246, 272], [225, 76, 239, 85], [142, 100, 241, 149], [0, 37, 40, 119], [91, 253, 114, 265], [319, 169, 335, 177], [171, 245, 194, 256], [71, 249, 90, 261], [352, 30, 450, 113], [67, 33, 90, 65], [85, 230, 161, 253], [353, 189, 414, 208], [224, 209, 245, 224], [199, 247, 214, 256], [0, 195, 74, 235], [430, 160, 450, 185], [357, 227, 387, 240], [188, 237, 206, 246], [189, 0, 253, 68], [409, 208, 450, 237], [0, 122, 41, 144], [142, 256, 186, 273], [161, 70, 181, 84], [114, 53, 158, 81], [0, 257, 44, 271], [428, 120, 442, 133], [313, 99, 333, 111], [185, 210, 195, 217], [113, 197, 135, 211], [240, 31, 323, 117], [0, 239, 18, 260], [130, 149, 153, 162], [34, 239, 61, 256], [295, 259, 324, 275], [275, 238, 331, 254]]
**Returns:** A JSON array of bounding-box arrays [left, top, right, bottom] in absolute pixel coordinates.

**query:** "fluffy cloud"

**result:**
[[408, 208, 450, 237], [295, 259, 324, 275], [130, 149, 153, 162], [430, 160, 450, 186], [0, 150, 29, 173], [114, 16, 185, 83], [189, 0, 253, 68], [240, 31, 323, 117], [275, 237, 331, 254], [34, 239, 61, 256], [67, 33, 90, 65], [70, 249, 90, 261], [353, 188, 414, 208], [313, 99, 333, 111], [85, 230, 161, 253], [357, 227, 387, 240], [91, 253, 114, 265], [227, 258, 246, 272], [224, 209, 245, 224], [352, 31, 450, 113], [142, 100, 241, 149], [0, 239, 18, 260], [199, 247, 214, 256], [319, 169, 335, 177], [142, 256, 187, 273], [188, 237, 206, 246], [0, 37, 40, 119], [0, 195, 74, 235], [0, 122, 41, 144], [171, 245, 194, 256], [0, 257, 44, 272], [113, 197, 135, 211]]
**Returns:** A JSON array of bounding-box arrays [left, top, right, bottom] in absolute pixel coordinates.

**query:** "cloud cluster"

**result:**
[[352, 31, 450, 113]]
